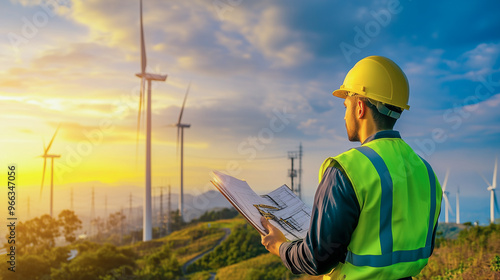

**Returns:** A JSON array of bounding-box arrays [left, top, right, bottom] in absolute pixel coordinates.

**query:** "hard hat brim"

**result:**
[[332, 89, 348, 99], [332, 88, 410, 110]]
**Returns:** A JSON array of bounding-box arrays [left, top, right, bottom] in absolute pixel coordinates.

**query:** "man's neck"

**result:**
[[359, 126, 379, 144]]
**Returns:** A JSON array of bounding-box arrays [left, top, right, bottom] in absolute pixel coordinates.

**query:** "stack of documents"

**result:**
[[211, 171, 311, 241]]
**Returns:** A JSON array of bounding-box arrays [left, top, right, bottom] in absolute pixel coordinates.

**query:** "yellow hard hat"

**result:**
[[333, 56, 410, 117]]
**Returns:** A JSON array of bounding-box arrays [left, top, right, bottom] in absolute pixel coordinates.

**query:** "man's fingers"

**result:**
[[260, 216, 272, 234], [261, 234, 272, 251]]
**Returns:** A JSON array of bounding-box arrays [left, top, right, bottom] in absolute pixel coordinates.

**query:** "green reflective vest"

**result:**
[[320, 137, 442, 280]]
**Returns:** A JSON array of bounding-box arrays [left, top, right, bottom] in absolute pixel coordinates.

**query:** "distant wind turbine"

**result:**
[[441, 169, 454, 223], [135, 0, 167, 242], [480, 157, 499, 224], [40, 125, 61, 217], [170, 83, 191, 222]]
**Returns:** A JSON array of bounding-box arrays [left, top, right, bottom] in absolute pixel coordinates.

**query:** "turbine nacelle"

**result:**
[[40, 154, 61, 158], [177, 123, 191, 128], [135, 72, 167, 81]]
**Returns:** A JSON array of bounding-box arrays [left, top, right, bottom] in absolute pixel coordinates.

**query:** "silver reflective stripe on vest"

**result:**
[[345, 147, 436, 268]]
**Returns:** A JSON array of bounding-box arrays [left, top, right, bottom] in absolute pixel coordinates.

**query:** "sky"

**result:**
[[0, 0, 499, 225]]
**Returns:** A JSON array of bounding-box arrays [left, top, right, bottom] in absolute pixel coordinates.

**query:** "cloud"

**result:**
[[461, 43, 500, 70], [403, 93, 500, 154]]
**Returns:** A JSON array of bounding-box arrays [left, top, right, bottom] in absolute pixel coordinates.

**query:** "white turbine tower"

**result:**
[[171, 83, 191, 222], [39, 126, 61, 217], [456, 186, 460, 224], [480, 157, 499, 224], [441, 169, 454, 223], [135, 0, 167, 241]]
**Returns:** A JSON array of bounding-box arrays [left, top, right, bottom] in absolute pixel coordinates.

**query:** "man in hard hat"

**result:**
[[261, 56, 442, 279]]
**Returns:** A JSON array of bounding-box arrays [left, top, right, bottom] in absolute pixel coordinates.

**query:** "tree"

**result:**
[[3, 210, 84, 255], [91, 216, 106, 240], [188, 224, 267, 273], [50, 244, 136, 280], [107, 211, 126, 234], [135, 245, 182, 280], [59, 210, 82, 243], [11, 214, 60, 255], [169, 210, 185, 232]]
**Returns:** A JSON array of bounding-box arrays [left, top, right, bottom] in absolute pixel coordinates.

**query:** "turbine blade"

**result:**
[[448, 200, 455, 216], [178, 82, 191, 124], [40, 158, 47, 199], [443, 193, 449, 206], [442, 169, 450, 191], [443, 194, 454, 216], [493, 157, 497, 189], [480, 172, 491, 188], [46, 124, 60, 154], [136, 77, 145, 164], [140, 0, 147, 74]]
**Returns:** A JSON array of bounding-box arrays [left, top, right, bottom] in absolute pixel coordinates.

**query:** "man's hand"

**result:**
[[260, 216, 287, 256]]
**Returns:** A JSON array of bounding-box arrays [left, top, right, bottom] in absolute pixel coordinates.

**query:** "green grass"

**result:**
[[416, 223, 500, 279], [215, 253, 300, 280], [186, 271, 213, 280]]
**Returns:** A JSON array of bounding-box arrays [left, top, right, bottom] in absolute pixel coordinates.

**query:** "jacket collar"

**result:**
[[362, 130, 401, 145]]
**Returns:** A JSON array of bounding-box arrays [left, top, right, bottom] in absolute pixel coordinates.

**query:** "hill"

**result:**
[[436, 222, 467, 239]]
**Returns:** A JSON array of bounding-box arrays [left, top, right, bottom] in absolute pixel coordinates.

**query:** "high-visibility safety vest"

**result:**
[[320, 137, 442, 280]]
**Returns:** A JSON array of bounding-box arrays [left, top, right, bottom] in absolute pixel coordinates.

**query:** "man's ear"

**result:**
[[356, 99, 366, 119]]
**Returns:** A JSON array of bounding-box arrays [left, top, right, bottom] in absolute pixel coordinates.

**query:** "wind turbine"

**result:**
[[456, 186, 460, 224], [480, 157, 499, 224], [171, 83, 191, 222], [135, 0, 167, 241], [40, 126, 61, 217], [441, 169, 454, 223]]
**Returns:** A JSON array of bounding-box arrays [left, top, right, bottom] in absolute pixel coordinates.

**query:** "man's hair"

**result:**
[[357, 96, 402, 130]]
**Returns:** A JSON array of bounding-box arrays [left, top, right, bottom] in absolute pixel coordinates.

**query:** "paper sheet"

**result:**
[[211, 171, 311, 241]]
